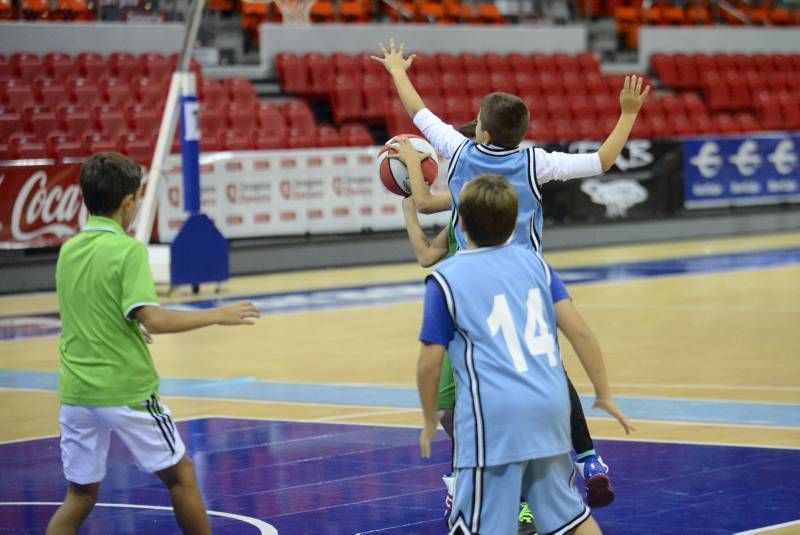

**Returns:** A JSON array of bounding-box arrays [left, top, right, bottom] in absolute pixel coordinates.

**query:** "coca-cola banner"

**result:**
[[156, 148, 450, 242], [0, 163, 88, 249]]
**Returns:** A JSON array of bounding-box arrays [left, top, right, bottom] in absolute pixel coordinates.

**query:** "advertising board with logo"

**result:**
[[538, 139, 683, 223], [0, 163, 88, 249], [683, 134, 800, 208]]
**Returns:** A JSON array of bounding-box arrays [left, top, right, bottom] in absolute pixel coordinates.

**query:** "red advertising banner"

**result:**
[[0, 163, 87, 249]]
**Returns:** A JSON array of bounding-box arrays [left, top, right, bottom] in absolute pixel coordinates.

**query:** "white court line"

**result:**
[[572, 382, 800, 393], [0, 502, 277, 534], [734, 519, 800, 534]]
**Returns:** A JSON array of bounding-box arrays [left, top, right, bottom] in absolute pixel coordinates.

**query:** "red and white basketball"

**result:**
[[377, 134, 439, 196]]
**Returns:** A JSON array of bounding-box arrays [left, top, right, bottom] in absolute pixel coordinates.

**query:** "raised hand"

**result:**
[[593, 396, 636, 434], [619, 75, 650, 115], [371, 38, 416, 74], [217, 301, 261, 326]]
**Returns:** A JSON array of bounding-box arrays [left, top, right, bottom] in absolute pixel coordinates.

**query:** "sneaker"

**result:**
[[442, 473, 455, 525], [518, 501, 538, 535], [575, 455, 615, 508]]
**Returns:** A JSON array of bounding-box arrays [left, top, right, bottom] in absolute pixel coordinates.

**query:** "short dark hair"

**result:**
[[479, 92, 529, 148], [80, 152, 143, 216], [459, 174, 518, 247], [456, 120, 477, 139]]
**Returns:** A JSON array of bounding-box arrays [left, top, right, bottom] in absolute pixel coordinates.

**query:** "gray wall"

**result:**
[[0, 22, 185, 55], [638, 27, 800, 71], [259, 24, 588, 77]]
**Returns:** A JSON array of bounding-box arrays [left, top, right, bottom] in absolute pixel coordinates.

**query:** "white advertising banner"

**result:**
[[157, 148, 451, 242]]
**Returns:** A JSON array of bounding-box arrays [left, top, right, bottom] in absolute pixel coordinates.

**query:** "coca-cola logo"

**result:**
[[226, 183, 237, 204], [9, 170, 88, 241], [280, 180, 291, 200]]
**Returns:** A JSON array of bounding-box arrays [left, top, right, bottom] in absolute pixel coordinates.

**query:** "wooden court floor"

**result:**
[[1, 230, 799, 452]]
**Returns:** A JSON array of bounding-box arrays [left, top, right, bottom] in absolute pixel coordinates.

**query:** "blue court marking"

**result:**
[[2, 245, 799, 341], [2, 369, 798, 427], [0, 418, 798, 534]]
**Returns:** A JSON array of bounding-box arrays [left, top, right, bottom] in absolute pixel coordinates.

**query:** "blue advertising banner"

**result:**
[[682, 134, 800, 208]]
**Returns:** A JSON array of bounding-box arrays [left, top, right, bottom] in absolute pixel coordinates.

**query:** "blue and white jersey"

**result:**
[[448, 141, 543, 252], [429, 244, 570, 468]]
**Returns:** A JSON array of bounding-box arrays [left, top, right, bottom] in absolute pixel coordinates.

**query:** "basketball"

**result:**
[[377, 134, 439, 196]]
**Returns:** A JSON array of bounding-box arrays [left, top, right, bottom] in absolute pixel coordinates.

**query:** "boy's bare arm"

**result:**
[[597, 75, 650, 172], [417, 342, 445, 458], [403, 197, 449, 267], [555, 299, 635, 434], [390, 138, 451, 214], [371, 38, 426, 119], [135, 301, 260, 334]]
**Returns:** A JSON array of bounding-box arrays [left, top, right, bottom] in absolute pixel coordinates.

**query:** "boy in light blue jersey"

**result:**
[[416, 174, 621, 534], [375, 39, 650, 508]]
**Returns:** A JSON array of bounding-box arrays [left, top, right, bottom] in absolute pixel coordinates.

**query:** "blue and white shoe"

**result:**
[[575, 455, 614, 507]]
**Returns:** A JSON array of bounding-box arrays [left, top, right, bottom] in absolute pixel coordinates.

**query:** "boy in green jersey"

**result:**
[[47, 152, 260, 535]]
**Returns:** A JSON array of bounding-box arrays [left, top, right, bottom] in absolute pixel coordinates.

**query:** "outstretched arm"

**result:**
[[371, 38, 425, 119], [555, 299, 635, 434], [135, 301, 260, 334], [597, 74, 650, 172], [402, 197, 449, 267]]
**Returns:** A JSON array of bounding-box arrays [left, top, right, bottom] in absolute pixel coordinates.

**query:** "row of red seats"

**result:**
[[276, 50, 602, 98], [616, 1, 800, 49], [0, 123, 376, 162], [0, 75, 257, 117], [329, 71, 642, 124], [0, 51, 199, 83], [652, 52, 800, 91], [198, 100, 317, 139], [703, 72, 800, 113]]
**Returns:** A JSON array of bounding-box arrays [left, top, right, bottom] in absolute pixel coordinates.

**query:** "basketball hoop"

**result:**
[[274, 0, 314, 25]]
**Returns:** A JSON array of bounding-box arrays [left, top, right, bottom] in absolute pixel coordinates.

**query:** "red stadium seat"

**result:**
[[128, 103, 161, 135], [483, 53, 511, 75], [569, 95, 595, 120], [251, 128, 285, 150], [24, 105, 58, 138], [283, 99, 316, 131], [255, 100, 286, 130], [2, 79, 35, 111], [459, 53, 487, 75], [199, 78, 227, 108], [276, 52, 308, 94], [331, 75, 363, 123], [489, 71, 516, 94], [94, 104, 128, 137], [513, 72, 538, 96], [340, 123, 374, 146], [43, 52, 74, 81], [200, 130, 224, 152], [435, 53, 462, 75], [316, 124, 343, 147], [331, 52, 360, 80], [132, 76, 167, 107], [287, 127, 317, 148], [11, 53, 44, 82], [361, 73, 387, 121], [119, 131, 154, 163], [199, 106, 225, 139], [51, 138, 85, 160], [140, 53, 170, 79], [57, 104, 92, 137], [109, 52, 140, 81], [735, 112, 760, 133], [712, 113, 738, 133], [465, 72, 491, 99], [76, 52, 107, 80], [507, 53, 536, 75], [305, 53, 334, 97], [99, 77, 133, 106], [66, 77, 99, 107], [552, 53, 579, 75], [444, 95, 473, 125], [0, 110, 22, 139], [532, 53, 557, 74], [576, 52, 601, 74], [33, 78, 66, 109], [226, 100, 258, 131], [224, 77, 257, 103], [220, 130, 252, 150]]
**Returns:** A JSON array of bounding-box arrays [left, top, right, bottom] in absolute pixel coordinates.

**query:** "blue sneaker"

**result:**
[[575, 455, 614, 507]]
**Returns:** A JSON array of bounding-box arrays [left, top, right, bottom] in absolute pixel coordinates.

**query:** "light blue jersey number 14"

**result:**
[[487, 289, 557, 372]]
